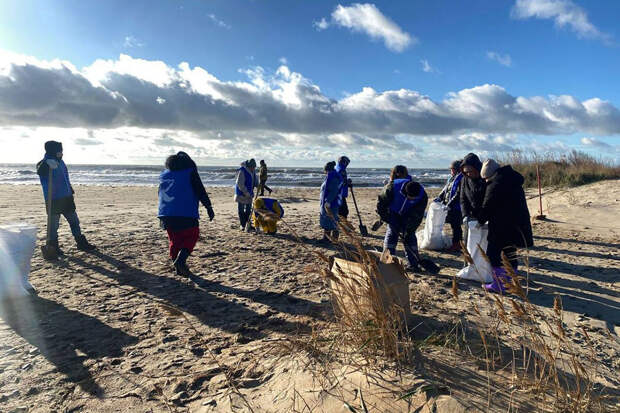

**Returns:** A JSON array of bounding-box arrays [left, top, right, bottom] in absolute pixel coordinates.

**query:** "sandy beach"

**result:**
[[0, 181, 618, 412]]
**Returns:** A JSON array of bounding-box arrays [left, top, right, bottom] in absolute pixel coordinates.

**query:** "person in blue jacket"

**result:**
[[335, 156, 351, 219], [319, 161, 343, 243], [377, 174, 428, 272], [158, 152, 214, 276], [234, 159, 258, 230], [36, 141, 95, 258], [435, 159, 464, 251]]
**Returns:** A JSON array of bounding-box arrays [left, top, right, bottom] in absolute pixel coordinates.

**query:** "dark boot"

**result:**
[[173, 248, 192, 277], [50, 239, 65, 256], [76, 235, 96, 251]]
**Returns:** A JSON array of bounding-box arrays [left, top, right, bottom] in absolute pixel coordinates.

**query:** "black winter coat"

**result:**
[[460, 176, 485, 219], [478, 166, 533, 249]]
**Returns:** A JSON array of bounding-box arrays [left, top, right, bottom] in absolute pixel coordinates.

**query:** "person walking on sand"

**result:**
[[258, 160, 273, 196], [319, 161, 343, 244], [435, 159, 464, 251], [158, 152, 215, 276], [371, 165, 409, 231], [377, 173, 428, 272], [335, 156, 351, 220], [36, 141, 95, 258], [460, 153, 486, 242], [235, 159, 258, 230], [477, 159, 533, 294]]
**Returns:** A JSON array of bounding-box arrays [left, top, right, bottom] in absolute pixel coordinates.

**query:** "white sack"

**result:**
[[457, 220, 493, 283], [0, 223, 38, 298], [417, 202, 450, 250]]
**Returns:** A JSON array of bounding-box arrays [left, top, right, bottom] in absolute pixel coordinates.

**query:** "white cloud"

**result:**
[[317, 3, 416, 52], [313, 17, 329, 31], [208, 14, 231, 29], [123, 36, 144, 48], [581, 137, 611, 148], [420, 59, 437, 73], [1, 51, 620, 144], [511, 0, 611, 42], [486, 51, 512, 67]]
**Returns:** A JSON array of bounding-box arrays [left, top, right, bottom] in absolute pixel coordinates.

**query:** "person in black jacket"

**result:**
[[158, 152, 215, 276], [377, 175, 428, 272], [477, 159, 533, 293], [459, 153, 486, 242]]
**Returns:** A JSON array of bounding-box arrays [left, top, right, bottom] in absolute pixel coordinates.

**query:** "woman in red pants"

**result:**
[[158, 152, 215, 276]]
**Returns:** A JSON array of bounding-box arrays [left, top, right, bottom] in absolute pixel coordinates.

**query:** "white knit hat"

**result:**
[[481, 159, 500, 179]]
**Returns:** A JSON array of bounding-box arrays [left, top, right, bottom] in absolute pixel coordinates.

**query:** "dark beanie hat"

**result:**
[[247, 158, 256, 168], [405, 181, 422, 197], [461, 153, 482, 172], [450, 159, 462, 170], [324, 161, 336, 172], [44, 140, 63, 155]]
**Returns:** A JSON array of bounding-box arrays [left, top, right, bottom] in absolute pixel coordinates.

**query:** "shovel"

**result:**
[[40, 165, 58, 260], [349, 185, 369, 237]]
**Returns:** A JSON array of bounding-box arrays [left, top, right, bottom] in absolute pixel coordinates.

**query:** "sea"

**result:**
[[0, 164, 449, 188]]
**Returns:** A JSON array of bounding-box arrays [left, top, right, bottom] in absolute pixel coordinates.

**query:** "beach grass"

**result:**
[[499, 150, 620, 188]]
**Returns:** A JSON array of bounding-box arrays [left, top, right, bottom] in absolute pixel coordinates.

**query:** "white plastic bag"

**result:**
[[417, 202, 450, 250], [457, 220, 493, 283], [0, 223, 38, 298]]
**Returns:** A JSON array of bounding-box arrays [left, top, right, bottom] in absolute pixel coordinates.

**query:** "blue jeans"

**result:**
[[49, 210, 82, 241], [384, 221, 419, 267], [238, 203, 252, 227]]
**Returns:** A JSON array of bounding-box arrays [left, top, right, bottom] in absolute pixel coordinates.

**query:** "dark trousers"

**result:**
[[487, 243, 518, 269], [338, 198, 349, 218], [258, 180, 272, 196], [384, 221, 418, 267], [238, 203, 252, 227], [446, 209, 463, 244], [49, 210, 82, 241]]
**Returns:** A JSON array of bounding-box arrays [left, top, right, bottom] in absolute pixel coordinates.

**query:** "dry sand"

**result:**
[[0, 180, 618, 412]]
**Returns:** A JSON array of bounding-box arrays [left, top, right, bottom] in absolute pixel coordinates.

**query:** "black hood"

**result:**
[[496, 165, 524, 186], [165, 152, 197, 171], [44, 140, 63, 156], [462, 153, 482, 171]]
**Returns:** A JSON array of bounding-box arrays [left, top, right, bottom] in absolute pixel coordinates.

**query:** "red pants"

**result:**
[[166, 227, 200, 260]]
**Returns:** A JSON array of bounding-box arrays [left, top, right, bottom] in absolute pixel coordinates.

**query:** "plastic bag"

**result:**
[[0, 223, 38, 298], [417, 202, 450, 250], [457, 220, 493, 283]]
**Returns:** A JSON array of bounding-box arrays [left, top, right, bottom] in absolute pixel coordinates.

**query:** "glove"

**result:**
[[46, 159, 59, 169], [206, 206, 215, 221], [347, 178, 353, 188]]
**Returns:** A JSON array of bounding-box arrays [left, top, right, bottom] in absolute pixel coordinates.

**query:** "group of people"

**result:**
[[37, 141, 532, 294]]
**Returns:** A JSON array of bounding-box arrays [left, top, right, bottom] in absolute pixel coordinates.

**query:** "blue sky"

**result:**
[[0, 0, 618, 166]]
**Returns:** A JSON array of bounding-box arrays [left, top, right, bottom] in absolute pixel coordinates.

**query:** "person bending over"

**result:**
[[158, 152, 214, 276], [371, 165, 409, 232], [36, 140, 95, 259], [377, 174, 428, 272], [252, 197, 284, 234], [477, 159, 533, 294]]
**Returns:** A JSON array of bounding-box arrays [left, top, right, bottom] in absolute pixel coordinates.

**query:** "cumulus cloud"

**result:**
[[317, 3, 416, 52], [511, 0, 611, 42], [1, 51, 620, 145], [486, 51, 512, 67]]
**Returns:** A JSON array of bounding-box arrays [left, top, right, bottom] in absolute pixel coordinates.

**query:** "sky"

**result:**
[[0, 0, 619, 167]]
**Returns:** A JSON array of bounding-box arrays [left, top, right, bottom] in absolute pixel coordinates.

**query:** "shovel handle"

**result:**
[[349, 186, 365, 227]]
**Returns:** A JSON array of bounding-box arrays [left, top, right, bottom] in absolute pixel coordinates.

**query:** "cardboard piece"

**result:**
[[329, 250, 411, 321]]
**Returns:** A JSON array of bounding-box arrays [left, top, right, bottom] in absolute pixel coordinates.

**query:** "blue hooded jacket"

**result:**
[[320, 170, 343, 214], [39, 154, 73, 201], [158, 168, 199, 219]]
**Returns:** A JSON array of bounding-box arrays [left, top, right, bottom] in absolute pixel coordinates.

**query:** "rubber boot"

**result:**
[[484, 267, 512, 294], [173, 248, 192, 277], [76, 235, 96, 251]]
